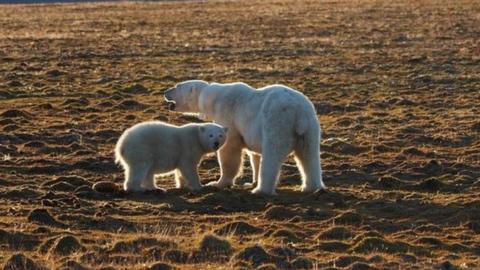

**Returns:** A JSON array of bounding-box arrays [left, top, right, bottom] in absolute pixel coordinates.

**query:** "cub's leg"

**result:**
[[178, 161, 202, 191], [175, 170, 186, 189], [124, 161, 152, 192], [140, 169, 156, 191]]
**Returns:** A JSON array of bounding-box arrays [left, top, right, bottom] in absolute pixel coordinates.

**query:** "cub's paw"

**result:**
[[242, 182, 255, 188], [206, 180, 231, 189], [251, 187, 277, 196], [143, 188, 167, 196], [301, 185, 325, 193]]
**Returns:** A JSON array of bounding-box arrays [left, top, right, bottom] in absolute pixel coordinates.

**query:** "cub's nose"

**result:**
[[214, 141, 220, 149]]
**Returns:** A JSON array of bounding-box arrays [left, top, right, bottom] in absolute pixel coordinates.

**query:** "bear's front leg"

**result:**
[[174, 170, 186, 189], [207, 140, 243, 189], [178, 162, 203, 191]]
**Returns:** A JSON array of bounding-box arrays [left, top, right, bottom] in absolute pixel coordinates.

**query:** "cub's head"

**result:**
[[198, 123, 228, 152], [164, 80, 209, 112]]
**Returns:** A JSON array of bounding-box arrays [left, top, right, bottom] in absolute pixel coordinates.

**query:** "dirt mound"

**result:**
[[27, 209, 64, 227], [334, 255, 367, 267], [110, 237, 176, 253], [42, 175, 91, 188], [271, 229, 302, 243], [333, 211, 363, 225], [317, 226, 354, 240], [198, 234, 233, 256], [57, 260, 89, 270], [232, 245, 271, 267], [352, 237, 413, 254], [162, 249, 189, 264], [122, 84, 149, 95], [263, 206, 297, 221], [323, 140, 369, 155], [45, 69, 66, 77], [0, 229, 40, 251], [146, 262, 174, 270], [0, 109, 31, 119], [3, 253, 46, 270], [115, 99, 147, 110], [291, 257, 314, 269], [317, 241, 351, 252], [49, 235, 85, 256], [214, 221, 263, 236]]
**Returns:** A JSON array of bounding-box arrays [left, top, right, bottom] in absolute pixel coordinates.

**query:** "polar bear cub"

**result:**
[[115, 121, 227, 192]]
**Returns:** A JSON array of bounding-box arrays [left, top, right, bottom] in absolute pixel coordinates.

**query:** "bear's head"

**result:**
[[164, 80, 209, 112], [198, 123, 228, 152]]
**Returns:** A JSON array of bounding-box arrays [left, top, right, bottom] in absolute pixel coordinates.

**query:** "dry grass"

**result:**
[[0, 0, 480, 269]]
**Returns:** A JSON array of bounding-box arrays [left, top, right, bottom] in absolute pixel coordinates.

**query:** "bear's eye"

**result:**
[[209, 134, 213, 138], [219, 135, 223, 138]]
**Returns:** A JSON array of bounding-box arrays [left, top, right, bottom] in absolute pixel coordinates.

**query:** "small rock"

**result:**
[[92, 181, 120, 193], [45, 69, 66, 77], [146, 262, 173, 270]]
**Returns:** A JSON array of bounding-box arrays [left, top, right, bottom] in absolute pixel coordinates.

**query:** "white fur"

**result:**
[[164, 80, 326, 195], [115, 121, 227, 192]]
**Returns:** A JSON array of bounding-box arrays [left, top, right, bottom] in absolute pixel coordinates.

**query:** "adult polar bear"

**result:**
[[164, 80, 326, 195]]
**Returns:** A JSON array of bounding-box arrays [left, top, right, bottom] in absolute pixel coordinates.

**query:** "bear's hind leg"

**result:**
[[252, 140, 291, 196], [294, 130, 326, 192], [140, 169, 156, 191], [242, 152, 260, 188]]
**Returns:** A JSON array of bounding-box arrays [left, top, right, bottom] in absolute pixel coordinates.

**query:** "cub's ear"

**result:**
[[223, 127, 229, 133], [199, 126, 205, 132]]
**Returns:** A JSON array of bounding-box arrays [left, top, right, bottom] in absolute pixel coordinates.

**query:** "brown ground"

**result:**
[[1, 0, 480, 269]]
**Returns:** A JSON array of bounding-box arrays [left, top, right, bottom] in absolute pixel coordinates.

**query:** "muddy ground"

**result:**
[[0, 0, 480, 269]]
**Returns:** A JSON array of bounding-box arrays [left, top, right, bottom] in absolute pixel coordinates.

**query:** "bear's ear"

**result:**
[[199, 126, 205, 133], [223, 127, 229, 133]]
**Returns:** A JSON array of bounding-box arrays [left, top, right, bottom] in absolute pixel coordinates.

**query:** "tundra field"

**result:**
[[0, 0, 480, 269]]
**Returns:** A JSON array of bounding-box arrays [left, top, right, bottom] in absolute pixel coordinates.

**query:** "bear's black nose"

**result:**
[[214, 141, 219, 149], [167, 102, 176, 111]]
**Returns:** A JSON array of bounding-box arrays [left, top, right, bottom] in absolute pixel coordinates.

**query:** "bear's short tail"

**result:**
[[295, 103, 316, 136], [114, 137, 124, 165]]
